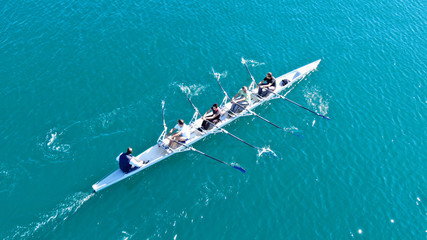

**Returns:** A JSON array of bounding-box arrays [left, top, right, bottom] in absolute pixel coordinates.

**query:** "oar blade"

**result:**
[[283, 128, 304, 138], [233, 165, 246, 173], [322, 115, 331, 120], [293, 132, 304, 138]]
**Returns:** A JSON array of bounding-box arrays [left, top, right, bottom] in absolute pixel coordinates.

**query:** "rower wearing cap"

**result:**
[[167, 119, 191, 149]]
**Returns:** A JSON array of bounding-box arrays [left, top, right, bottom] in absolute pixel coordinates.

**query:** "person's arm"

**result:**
[[258, 79, 265, 85], [232, 92, 240, 99], [203, 109, 212, 119], [207, 111, 220, 120], [130, 157, 143, 167], [167, 127, 176, 136], [205, 114, 214, 120], [235, 93, 247, 103], [266, 78, 276, 88]]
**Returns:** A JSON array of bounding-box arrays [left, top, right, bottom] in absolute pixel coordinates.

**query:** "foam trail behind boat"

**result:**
[[7, 192, 95, 239]]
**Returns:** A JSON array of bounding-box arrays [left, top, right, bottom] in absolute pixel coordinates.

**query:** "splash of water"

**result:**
[[8, 192, 95, 239], [38, 100, 143, 160], [42, 129, 71, 154], [211, 68, 228, 80], [241, 58, 265, 67], [283, 126, 303, 136], [304, 86, 330, 116], [257, 146, 278, 157], [177, 83, 206, 97], [178, 84, 191, 95], [121, 231, 135, 240], [47, 132, 57, 146]]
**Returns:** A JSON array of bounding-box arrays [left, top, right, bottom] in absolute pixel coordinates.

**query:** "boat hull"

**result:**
[[92, 59, 321, 192]]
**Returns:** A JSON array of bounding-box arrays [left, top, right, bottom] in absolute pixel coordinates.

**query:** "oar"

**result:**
[[267, 89, 330, 120], [241, 57, 258, 89], [161, 101, 167, 129], [170, 139, 246, 173], [184, 92, 260, 150], [213, 74, 303, 137], [234, 100, 303, 138]]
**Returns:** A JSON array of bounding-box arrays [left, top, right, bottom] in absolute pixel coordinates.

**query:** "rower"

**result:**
[[257, 72, 276, 97], [119, 147, 145, 173], [167, 119, 191, 149], [230, 86, 251, 114], [199, 103, 222, 131]]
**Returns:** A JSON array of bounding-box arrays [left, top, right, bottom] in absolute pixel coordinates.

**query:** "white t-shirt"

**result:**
[[174, 123, 191, 139]]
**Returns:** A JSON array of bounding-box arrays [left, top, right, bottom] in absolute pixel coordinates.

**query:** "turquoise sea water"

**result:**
[[0, 0, 425, 239]]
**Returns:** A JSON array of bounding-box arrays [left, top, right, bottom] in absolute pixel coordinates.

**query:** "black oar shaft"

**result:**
[[242, 58, 257, 87], [214, 75, 231, 101], [220, 129, 258, 149], [247, 108, 282, 129], [267, 89, 330, 120], [189, 146, 225, 164], [170, 139, 246, 173], [230, 99, 283, 130]]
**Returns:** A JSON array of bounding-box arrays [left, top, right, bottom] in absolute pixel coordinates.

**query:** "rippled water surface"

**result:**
[[0, 0, 425, 239]]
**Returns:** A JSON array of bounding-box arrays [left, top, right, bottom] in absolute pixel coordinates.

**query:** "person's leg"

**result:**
[[230, 103, 237, 112], [167, 137, 173, 147], [258, 83, 267, 96], [168, 138, 175, 148], [127, 165, 139, 173], [168, 133, 179, 148], [235, 103, 243, 113], [201, 120, 209, 130], [176, 136, 187, 146], [240, 101, 249, 108], [257, 86, 263, 96], [265, 87, 275, 97]]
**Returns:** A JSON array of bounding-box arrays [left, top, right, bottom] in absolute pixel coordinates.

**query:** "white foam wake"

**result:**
[[7, 192, 94, 239]]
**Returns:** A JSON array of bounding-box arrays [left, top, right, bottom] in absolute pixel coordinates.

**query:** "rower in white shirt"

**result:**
[[167, 119, 191, 149]]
